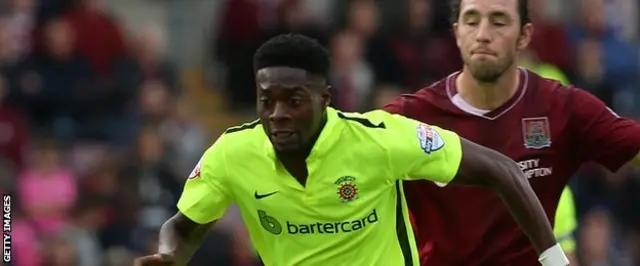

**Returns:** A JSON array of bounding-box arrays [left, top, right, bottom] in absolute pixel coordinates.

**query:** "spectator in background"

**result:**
[[121, 124, 181, 228], [34, 0, 75, 28], [0, 18, 17, 68], [61, 0, 127, 76], [578, 209, 629, 265], [79, 162, 122, 213], [17, 137, 77, 237], [13, 18, 94, 140], [4, 0, 36, 61], [109, 23, 178, 146], [0, 73, 28, 173], [572, 39, 614, 107], [159, 100, 207, 178], [63, 198, 108, 266], [527, 0, 571, 73], [12, 209, 43, 266], [138, 80, 172, 123], [344, 0, 378, 44], [298, 0, 336, 27], [42, 234, 78, 266], [215, 0, 265, 111], [386, 0, 461, 89], [343, 0, 399, 86], [0, 18, 25, 106], [568, 0, 639, 116], [615, 162, 640, 265], [329, 30, 373, 111], [518, 49, 569, 86], [265, 0, 327, 45], [77, 161, 143, 255], [98, 184, 142, 254], [55, 0, 136, 145], [115, 24, 177, 95]]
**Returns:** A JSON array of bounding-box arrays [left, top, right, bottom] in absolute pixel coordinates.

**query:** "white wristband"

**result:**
[[538, 243, 570, 266]]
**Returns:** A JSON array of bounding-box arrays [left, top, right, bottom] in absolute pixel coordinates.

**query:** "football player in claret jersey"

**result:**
[[383, 0, 640, 265], [135, 34, 566, 266]]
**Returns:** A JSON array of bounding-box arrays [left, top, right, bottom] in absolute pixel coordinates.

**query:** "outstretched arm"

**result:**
[[157, 213, 214, 264], [376, 110, 569, 265], [450, 138, 563, 264], [136, 135, 234, 266], [567, 87, 640, 171]]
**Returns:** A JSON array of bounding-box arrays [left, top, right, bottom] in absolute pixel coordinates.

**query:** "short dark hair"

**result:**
[[449, 0, 531, 26], [253, 33, 330, 79]]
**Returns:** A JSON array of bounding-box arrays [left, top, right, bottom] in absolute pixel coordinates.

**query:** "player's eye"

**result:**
[[465, 20, 479, 26], [260, 98, 273, 106], [493, 21, 506, 27], [289, 98, 301, 107], [462, 15, 479, 26]]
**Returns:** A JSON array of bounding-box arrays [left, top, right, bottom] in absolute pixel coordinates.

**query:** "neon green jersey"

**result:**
[[554, 187, 577, 252], [177, 107, 463, 266]]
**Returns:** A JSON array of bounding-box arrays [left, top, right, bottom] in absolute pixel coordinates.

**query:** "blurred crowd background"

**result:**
[[1, 0, 640, 265]]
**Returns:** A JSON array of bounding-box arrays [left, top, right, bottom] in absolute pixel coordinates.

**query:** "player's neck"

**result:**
[[457, 66, 520, 110]]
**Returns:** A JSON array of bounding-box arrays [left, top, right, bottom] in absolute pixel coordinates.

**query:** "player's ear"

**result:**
[[322, 86, 332, 107], [517, 23, 533, 50], [453, 23, 461, 48]]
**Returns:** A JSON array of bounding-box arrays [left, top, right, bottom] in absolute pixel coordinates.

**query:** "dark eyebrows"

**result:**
[[489, 11, 510, 20], [461, 9, 480, 19], [259, 86, 307, 95], [461, 9, 512, 21]]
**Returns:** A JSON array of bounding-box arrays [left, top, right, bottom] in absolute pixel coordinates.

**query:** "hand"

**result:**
[[134, 253, 175, 266]]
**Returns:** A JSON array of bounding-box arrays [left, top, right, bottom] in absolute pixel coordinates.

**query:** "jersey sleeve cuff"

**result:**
[[438, 133, 463, 186], [177, 201, 215, 225]]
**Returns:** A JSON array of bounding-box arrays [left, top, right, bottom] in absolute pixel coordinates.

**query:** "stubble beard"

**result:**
[[464, 54, 514, 83]]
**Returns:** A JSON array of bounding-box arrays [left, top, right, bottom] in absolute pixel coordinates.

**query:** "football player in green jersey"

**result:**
[[135, 34, 567, 266], [555, 187, 578, 265]]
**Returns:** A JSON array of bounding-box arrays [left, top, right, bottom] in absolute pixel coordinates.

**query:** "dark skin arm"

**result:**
[[134, 213, 213, 266], [451, 138, 557, 255]]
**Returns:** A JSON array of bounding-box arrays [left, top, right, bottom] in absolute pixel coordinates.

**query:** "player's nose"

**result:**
[[269, 102, 291, 122], [475, 21, 492, 43]]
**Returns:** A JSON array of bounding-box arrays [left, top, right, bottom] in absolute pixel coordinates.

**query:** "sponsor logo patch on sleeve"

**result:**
[[416, 123, 445, 154], [188, 158, 202, 179]]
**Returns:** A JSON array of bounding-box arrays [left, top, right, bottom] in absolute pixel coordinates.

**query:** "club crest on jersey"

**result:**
[[334, 176, 359, 203], [416, 123, 445, 154], [521, 117, 552, 149]]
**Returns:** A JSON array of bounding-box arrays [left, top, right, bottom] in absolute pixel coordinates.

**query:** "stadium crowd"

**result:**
[[0, 0, 639, 265]]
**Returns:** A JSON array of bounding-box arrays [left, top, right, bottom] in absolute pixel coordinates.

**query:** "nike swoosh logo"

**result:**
[[254, 191, 278, 199]]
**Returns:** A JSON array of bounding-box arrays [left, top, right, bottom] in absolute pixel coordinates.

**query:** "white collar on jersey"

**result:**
[[445, 67, 529, 120]]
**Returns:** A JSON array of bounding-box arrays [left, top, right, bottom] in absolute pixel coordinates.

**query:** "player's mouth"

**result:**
[[270, 130, 297, 145], [472, 49, 496, 56]]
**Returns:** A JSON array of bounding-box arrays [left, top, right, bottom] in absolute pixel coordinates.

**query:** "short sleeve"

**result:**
[[383, 111, 463, 184], [177, 135, 233, 224], [568, 88, 640, 171], [554, 187, 577, 252], [382, 95, 406, 114]]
